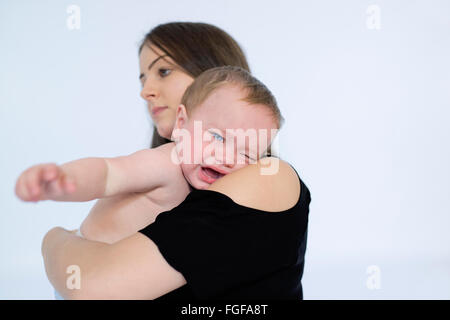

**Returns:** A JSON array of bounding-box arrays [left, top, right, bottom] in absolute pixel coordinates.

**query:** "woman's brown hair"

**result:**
[[139, 22, 251, 149]]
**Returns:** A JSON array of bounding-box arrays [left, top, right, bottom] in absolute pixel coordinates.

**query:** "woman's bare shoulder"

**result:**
[[207, 157, 301, 212]]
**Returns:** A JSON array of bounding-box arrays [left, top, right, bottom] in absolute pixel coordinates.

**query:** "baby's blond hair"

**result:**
[[181, 66, 284, 129]]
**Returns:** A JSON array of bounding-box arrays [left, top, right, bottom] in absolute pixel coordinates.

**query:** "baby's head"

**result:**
[[171, 66, 284, 190]]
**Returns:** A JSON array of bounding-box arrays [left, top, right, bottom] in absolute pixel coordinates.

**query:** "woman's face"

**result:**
[[139, 44, 194, 140]]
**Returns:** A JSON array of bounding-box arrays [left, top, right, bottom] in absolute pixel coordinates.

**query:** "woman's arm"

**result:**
[[41, 157, 298, 299], [42, 227, 186, 299]]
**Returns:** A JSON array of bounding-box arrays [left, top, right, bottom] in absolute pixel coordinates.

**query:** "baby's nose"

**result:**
[[222, 149, 238, 168]]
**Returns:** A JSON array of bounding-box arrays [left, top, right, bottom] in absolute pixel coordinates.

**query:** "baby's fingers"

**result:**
[[31, 164, 61, 200], [15, 174, 33, 201], [23, 167, 45, 201], [30, 164, 59, 201], [43, 175, 76, 199], [23, 167, 41, 201], [43, 179, 65, 199], [16, 164, 60, 202], [42, 164, 60, 182]]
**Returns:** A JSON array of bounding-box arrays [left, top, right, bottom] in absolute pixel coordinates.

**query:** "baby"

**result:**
[[15, 66, 283, 244]]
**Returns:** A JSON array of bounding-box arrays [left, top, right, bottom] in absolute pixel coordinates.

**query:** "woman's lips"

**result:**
[[152, 106, 168, 116]]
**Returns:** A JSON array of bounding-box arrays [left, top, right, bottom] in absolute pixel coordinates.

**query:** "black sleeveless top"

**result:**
[[138, 165, 311, 300]]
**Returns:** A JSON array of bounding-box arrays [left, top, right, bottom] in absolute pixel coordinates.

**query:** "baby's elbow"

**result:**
[[79, 217, 119, 244]]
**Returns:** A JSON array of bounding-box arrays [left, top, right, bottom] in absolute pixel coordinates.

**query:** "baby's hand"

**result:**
[[15, 163, 76, 202]]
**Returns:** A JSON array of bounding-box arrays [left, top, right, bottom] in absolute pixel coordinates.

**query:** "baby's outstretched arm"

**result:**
[[79, 144, 182, 243], [15, 148, 170, 203], [15, 159, 107, 202]]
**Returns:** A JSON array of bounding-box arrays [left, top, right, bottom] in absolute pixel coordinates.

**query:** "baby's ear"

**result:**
[[171, 105, 190, 142], [175, 104, 189, 128]]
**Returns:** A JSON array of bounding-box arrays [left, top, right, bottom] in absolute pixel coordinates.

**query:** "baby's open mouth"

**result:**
[[202, 167, 225, 180]]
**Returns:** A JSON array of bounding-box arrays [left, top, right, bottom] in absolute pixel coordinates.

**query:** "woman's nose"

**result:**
[[140, 79, 160, 101]]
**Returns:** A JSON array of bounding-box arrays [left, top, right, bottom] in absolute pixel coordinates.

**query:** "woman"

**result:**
[[42, 22, 311, 299]]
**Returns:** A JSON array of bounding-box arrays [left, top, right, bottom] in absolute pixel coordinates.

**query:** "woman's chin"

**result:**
[[156, 126, 173, 141]]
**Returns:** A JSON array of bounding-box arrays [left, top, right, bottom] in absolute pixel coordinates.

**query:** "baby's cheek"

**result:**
[[180, 163, 197, 184], [187, 131, 204, 164]]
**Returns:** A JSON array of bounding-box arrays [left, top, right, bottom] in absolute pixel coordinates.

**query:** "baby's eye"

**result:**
[[159, 68, 172, 77], [211, 132, 224, 142]]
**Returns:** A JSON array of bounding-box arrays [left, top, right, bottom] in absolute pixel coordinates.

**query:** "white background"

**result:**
[[1, 0, 449, 299]]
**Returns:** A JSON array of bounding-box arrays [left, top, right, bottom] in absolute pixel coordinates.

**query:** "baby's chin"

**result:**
[[189, 173, 211, 190], [186, 178, 210, 191], [191, 183, 209, 190]]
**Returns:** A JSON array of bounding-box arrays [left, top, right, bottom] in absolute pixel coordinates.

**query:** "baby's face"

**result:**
[[172, 85, 278, 190]]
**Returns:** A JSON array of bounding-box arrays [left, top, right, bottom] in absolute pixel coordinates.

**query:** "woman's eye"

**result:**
[[159, 68, 172, 77]]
